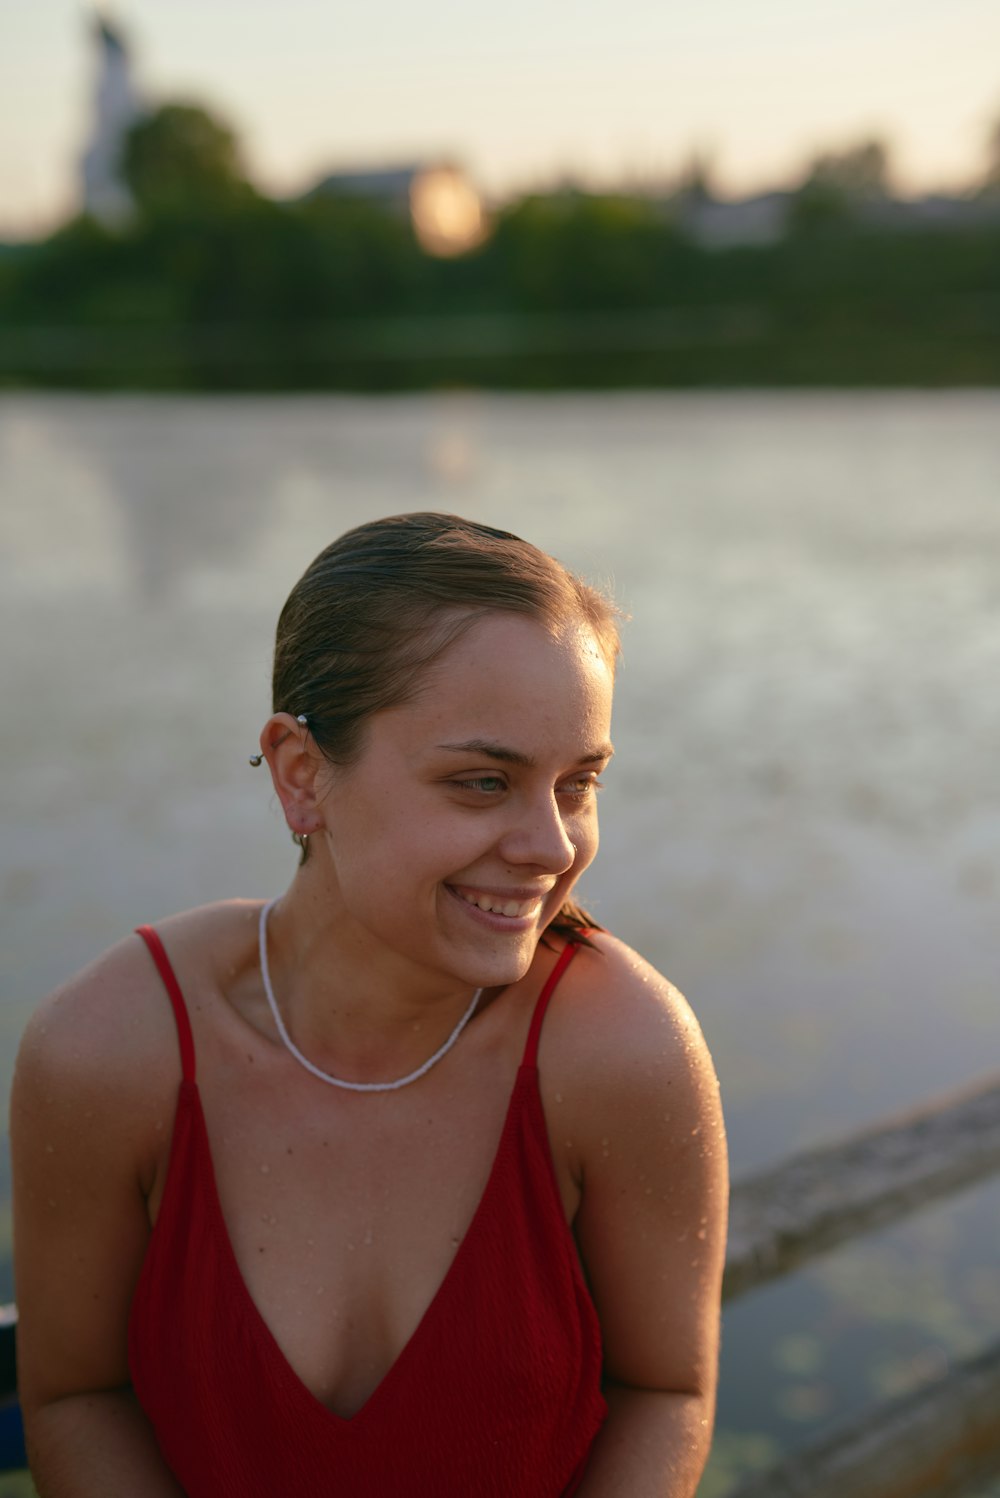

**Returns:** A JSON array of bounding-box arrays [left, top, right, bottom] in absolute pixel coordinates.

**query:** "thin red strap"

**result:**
[[135, 926, 196, 1084], [521, 939, 582, 1070]]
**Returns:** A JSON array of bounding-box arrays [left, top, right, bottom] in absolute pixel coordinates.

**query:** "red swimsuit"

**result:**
[[129, 930, 607, 1497]]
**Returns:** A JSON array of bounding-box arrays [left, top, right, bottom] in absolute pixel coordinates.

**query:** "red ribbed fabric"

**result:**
[[129, 930, 607, 1497]]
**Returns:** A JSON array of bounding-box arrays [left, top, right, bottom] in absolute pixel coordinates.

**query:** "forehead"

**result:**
[[384, 613, 614, 751]]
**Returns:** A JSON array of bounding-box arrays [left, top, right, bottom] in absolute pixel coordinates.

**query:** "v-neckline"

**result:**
[[180, 1066, 533, 1426]]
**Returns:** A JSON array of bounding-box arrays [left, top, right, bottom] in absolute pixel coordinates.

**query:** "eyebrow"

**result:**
[[436, 738, 614, 767]]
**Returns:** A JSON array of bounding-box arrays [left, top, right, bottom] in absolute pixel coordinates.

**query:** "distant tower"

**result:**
[[79, 9, 144, 224]]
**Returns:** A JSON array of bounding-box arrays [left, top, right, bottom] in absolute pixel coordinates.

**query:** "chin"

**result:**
[[459, 935, 538, 992]]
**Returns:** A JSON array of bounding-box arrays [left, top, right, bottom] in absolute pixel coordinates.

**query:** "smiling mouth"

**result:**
[[449, 885, 547, 920]]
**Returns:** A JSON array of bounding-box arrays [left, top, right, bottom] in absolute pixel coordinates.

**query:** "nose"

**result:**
[[498, 791, 577, 874]]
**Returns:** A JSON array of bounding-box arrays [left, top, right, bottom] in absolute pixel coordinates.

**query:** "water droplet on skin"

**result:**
[[645, 1187, 653, 1195], [363, 1229, 373, 1247], [347, 1241, 356, 1252], [44, 1143, 54, 1153], [306, 1238, 315, 1248], [260, 1162, 270, 1174], [554, 1092, 564, 1103]]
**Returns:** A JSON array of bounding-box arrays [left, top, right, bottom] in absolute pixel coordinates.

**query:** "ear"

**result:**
[[259, 714, 327, 837]]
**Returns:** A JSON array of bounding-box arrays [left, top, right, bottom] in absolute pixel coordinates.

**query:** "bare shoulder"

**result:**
[[16, 930, 176, 1107], [13, 900, 257, 1136], [549, 928, 721, 1106], [541, 927, 726, 1202]]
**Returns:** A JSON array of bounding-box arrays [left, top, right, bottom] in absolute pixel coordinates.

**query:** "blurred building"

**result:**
[[677, 191, 793, 248], [79, 11, 145, 225], [858, 193, 1000, 232], [302, 163, 488, 256], [75, 10, 486, 255], [672, 187, 1000, 248]]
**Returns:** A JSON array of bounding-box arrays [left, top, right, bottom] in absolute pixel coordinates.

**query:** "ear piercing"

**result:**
[[249, 713, 308, 767]]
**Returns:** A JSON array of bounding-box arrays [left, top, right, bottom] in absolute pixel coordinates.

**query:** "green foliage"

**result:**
[[121, 103, 254, 220], [981, 115, 1000, 197], [787, 179, 856, 237], [804, 139, 891, 200], [0, 101, 998, 391], [788, 138, 892, 236], [486, 193, 677, 311]]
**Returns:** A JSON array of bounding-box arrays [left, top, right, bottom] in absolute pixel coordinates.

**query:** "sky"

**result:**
[[2, 0, 999, 238]]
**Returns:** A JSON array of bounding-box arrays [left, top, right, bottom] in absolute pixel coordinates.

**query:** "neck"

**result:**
[[259, 877, 489, 1083]]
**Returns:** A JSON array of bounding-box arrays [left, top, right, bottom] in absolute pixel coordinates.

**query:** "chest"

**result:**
[[146, 1028, 580, 1417]]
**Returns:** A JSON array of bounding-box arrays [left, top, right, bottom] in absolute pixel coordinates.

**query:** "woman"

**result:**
[[11, 513, 727, 1497]]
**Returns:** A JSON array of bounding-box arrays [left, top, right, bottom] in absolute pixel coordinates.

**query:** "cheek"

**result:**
[[568, 807, 600, 870], [327, 794, 478, 892]]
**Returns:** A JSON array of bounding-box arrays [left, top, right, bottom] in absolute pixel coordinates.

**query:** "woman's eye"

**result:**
[[559, 776, 603, 800]]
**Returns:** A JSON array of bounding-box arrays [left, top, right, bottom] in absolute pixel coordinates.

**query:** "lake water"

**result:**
[[2, 390, 999, 1493]]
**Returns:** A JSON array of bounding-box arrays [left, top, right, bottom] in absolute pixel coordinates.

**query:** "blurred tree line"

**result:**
[[0, 102, 998, 389]]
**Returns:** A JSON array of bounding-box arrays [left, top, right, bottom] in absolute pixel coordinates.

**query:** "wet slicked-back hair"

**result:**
[[272, 512, 621, 942]]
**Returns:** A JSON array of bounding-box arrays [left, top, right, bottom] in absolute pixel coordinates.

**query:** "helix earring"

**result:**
[[249, 714, 308, 767]]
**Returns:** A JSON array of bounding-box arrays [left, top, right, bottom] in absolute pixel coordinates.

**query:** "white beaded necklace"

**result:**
[[257, 899, 482, 1093]]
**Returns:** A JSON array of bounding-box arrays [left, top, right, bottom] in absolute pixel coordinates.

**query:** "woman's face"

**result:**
[[316, 612, 615, 993]]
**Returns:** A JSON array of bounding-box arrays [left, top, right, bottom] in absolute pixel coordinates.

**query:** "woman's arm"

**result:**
[[10, 946, 186, 1496], [562, 937, 729, 1498], [574, 1384, 715, 1498], [24, 1392, 185, 1498]]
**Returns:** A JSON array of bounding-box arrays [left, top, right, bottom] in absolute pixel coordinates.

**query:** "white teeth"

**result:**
[[457, 889, 540, 919]]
